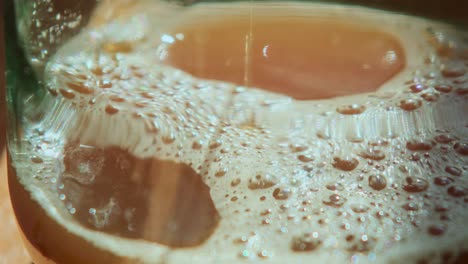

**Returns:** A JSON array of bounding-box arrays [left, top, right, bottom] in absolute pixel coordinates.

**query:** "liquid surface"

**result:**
[[8, 1, 468, 264], [60, 143, 219, 247], [164, 14, 405, 99]]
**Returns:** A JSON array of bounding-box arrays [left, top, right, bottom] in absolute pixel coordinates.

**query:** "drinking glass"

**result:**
[[4, 0, 468, 263]]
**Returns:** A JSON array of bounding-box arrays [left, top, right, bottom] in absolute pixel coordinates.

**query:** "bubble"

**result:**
[[368, 174, 387, 191], [351, 204, 370, 213], [447, 186, 467, 197], [91, 67, 104, 76], [456, 86, 468, 95], [99, 80, 113, 89], [399, 98, 422, 111], [434, 84, 453, 93], [445, 166, 462, 177], [260, 209, 272, 216], [233, 236, 248, 244], [215, 169, 227, 177], [291, 233, 322, 252], [209, 140, 222, 150], [140, 92, 154, 100], [30, 155, 44, 163], [59, 89, 76, 99], [406, 140, 434, 151], [192, 141, 203, 150], [162, 134, 176, 144], [421, 92, 439, 102], [220, 148, 230, 154], [297, 154, 314, 163], [348, 235, 376, 252], [427, 224, 446, 236], [409, 153, 421, 161], [336, 104, 366, 115], [257, 250, 270, 259], [441, 63, 466, 78], [402, 177, 429, 193], [231, 178, 241, 187], [323, 194, 347, 207], [402, 202, 419, 211], [272, 187, 291, 200], [48, 87, 59, 97], [302, 164, 314, 172], [434, 176, 454, 186], [434, 203, 450, 212], [360, 148, 386, 161], [105, 105, 119, 115], [434, 134, 455, 144], [239, 250, 250, 258], [332, 157, 359, 171], [375, 210, 387, 219], [248, 175, 276, 190], [316, 131, 330, 140], [409, 84, 427, 93], [67, 82, 94, 94], [109, 95, 126, 103], [453, 143, 468, 155], [289, 144, 308, 153], [326, 182, 345, 191]]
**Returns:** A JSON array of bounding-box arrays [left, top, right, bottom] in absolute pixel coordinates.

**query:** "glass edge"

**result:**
[[4, 0, 41, 151]]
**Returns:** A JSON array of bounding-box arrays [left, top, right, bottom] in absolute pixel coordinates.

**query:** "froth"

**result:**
[[13, 1, 468, 264]]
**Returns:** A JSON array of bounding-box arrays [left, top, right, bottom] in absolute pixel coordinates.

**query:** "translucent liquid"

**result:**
[[8, 1, 468, 264], [164, 14, 405, 99]]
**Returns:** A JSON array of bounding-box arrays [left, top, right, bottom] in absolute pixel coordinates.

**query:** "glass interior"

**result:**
[[4, 1, 468, 263]]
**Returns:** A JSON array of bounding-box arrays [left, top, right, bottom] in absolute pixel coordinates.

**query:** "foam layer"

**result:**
[[10, 1, 468, 264]]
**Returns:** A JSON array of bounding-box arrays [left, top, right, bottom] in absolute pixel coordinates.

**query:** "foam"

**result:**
[[12, 1, 468, 263]]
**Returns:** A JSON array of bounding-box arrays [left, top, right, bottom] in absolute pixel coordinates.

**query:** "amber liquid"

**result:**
[[164, 13, 405, 99]]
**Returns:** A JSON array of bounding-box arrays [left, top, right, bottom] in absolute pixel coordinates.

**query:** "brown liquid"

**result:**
[[60, 143, 219, 248], [165, 15, 405, 100]]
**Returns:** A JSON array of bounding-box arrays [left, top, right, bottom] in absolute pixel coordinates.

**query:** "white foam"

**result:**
[[11, 1, 468, 263]]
